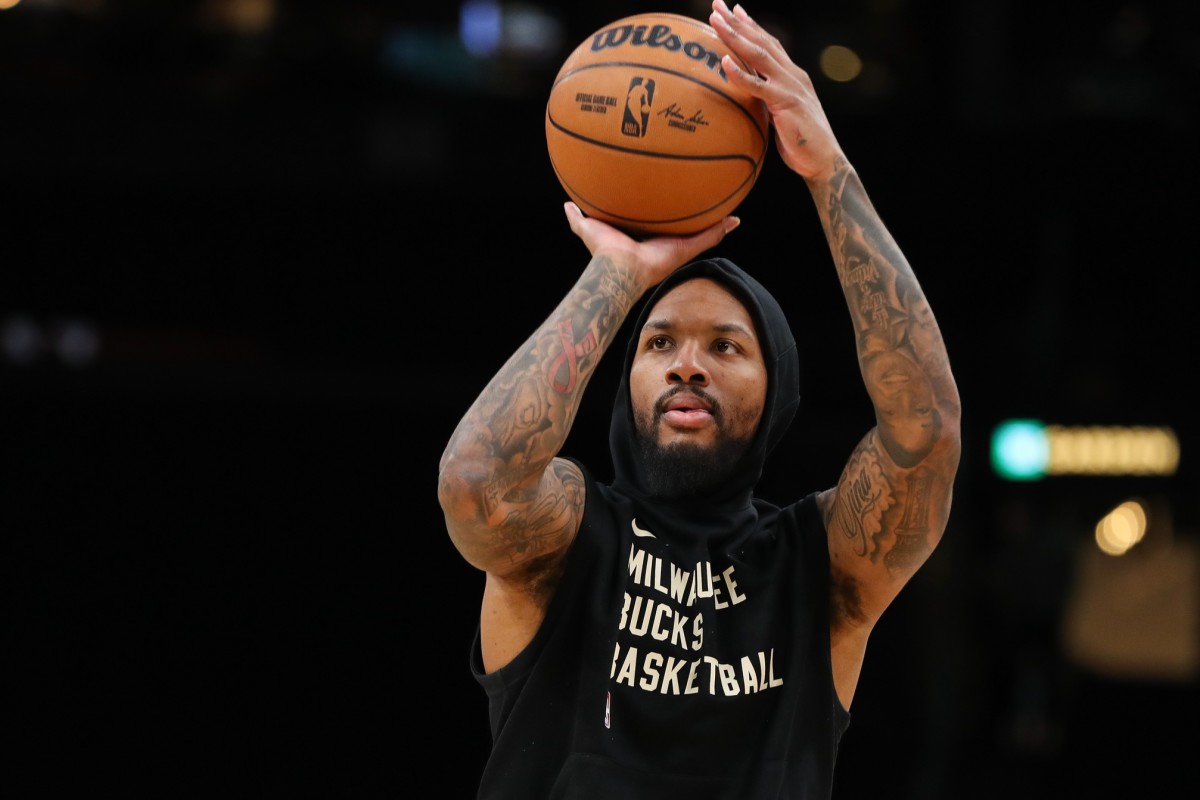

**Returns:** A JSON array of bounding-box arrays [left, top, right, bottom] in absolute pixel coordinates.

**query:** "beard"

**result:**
[[631, 422, 753, 500]]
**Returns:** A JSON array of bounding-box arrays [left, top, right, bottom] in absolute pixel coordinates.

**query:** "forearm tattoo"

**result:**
[[819, 158, 957, 579], [824, 158, 914, 351], [449, 257, 638, 549]]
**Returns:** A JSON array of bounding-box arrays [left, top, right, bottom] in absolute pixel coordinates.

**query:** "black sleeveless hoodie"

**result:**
[[471, 257, 850, 799]]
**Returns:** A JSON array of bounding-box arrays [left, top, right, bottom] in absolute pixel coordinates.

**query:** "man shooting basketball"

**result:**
[[437, 2, 962, 797]]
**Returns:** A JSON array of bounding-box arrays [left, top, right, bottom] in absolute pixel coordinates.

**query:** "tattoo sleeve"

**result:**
[[439, 256, 641, 571], [815, 158, 962, 584]]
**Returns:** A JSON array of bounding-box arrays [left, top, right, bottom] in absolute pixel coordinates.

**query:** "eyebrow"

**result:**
[[642, 318, 756, 339]]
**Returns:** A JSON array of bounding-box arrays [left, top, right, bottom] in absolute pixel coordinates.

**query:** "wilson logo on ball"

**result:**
[[589, 21, 731, 83]]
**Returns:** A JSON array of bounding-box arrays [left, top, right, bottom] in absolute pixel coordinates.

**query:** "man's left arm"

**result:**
[[813, 159, 963, 625], [709, 0, 962, 711]]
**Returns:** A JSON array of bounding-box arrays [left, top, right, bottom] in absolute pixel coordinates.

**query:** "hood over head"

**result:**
[[608, 257, 801, 530]]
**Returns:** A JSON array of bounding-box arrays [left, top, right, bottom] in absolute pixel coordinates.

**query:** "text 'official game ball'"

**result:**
[[545, 13, 771, 238]]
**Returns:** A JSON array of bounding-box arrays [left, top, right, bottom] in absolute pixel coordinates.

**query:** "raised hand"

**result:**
[[563, 201, 741, 291], [709, 0, 846, 184]]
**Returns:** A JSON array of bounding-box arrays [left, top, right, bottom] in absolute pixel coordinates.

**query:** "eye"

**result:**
[[714, 339, 737, 354], [649, 335, 672, 351]]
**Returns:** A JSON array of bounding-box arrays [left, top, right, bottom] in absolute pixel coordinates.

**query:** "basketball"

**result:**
[[545, 13, 770, 238]]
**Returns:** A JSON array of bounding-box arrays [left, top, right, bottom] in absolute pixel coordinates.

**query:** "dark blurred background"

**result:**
[[5, 0, 1197, 797]]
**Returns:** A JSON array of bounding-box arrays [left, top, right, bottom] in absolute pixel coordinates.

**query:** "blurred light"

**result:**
[[387, 4, 562, 92], [0, 0, 22, 11], [2, 315, 45, 364], [458, 1, 563, 63], [992, 419, 1049, 480], [501, 4, 563, 63], [22, 1, 109, 15], [3, 315, 103, 366], [992, 420, 1180, 478], [1063, 501, 1198, 682], [1095, 500, 1148, 556], [200, 0, 276, 36], [227, 0, 274, 35], [1047, 425, 1179, 476], [818, 45, 863, 83], [54, 318, 101, 367], [382, 30, 488, 88], [460, 0, 502, 57]]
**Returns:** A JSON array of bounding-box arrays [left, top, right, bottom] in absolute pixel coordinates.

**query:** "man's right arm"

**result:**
[[438, 203, 738, 671], [437, 252, 641, 669], [438, 250, 642, 578]]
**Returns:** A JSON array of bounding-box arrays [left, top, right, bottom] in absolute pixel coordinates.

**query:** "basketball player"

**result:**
[[437, 1, 962, 796]]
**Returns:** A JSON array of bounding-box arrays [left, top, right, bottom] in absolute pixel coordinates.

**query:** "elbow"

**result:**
[[437, 458, 495, 571], [437, 455, 485, 522]]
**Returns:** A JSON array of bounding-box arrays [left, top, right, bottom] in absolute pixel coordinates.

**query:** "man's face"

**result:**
[[628, 278, 768, 497]]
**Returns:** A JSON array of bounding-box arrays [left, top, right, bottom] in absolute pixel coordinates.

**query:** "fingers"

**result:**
[[698, 215, 742, 246], [710, 1, 761, 52], [712, 0, 751, 26], [709, 16, 759, 103], [682, 215, 741, 258], [710, 3, 772, 90], [722, 2, 764, 34], [711, 1, 786, 72], [563, 201, 583, 231], [709, 2, 746, 58]]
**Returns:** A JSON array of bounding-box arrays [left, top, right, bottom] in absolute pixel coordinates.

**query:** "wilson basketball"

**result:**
[[545, 13, 770, 238]]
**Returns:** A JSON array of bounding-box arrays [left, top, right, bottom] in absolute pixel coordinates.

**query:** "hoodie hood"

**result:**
[[607, 257, 801, 533]]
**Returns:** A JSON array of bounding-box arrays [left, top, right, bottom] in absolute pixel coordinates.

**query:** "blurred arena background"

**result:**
[[4, 0, 1197, 797]]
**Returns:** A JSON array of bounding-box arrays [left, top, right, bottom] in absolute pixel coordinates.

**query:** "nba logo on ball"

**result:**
[[622, 78, 654, 138], [545, 13, 770, 237]]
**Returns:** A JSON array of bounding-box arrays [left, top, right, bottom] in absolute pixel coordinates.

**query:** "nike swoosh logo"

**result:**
[[631, 518, 656, 539]]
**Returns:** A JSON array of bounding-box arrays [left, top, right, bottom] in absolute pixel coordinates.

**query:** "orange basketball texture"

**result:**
[[545, 13, 770, 237]]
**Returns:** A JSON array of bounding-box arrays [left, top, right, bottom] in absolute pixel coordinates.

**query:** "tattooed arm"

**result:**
[[437, 202, 739, 673], [812, 160, 962, 707], [711, 0, 962, 708]]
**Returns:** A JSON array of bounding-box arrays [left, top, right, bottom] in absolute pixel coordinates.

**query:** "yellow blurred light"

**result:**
[[202, 0, 275, 35], [1046, 425, 1179, 476], [0, 0, 23, 10], [818, 45, 863, 83], [1095, 500, 1148, 556]]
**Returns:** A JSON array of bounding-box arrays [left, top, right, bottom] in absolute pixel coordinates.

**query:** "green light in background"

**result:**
[[992, 419, 1049, 480]]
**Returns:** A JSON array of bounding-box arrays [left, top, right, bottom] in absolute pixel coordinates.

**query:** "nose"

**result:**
[[667, 342, 709, 386]]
